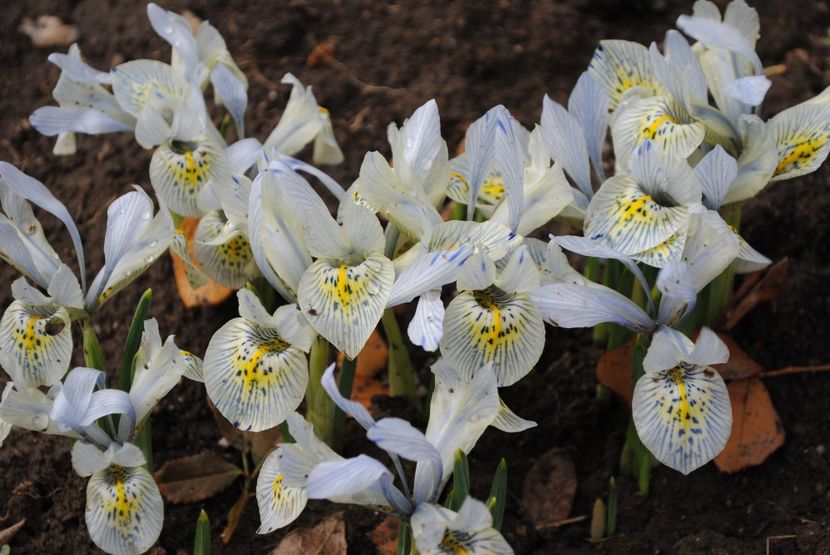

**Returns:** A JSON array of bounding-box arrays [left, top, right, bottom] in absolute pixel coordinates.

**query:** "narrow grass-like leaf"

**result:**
[[118, 289, 153, 391]]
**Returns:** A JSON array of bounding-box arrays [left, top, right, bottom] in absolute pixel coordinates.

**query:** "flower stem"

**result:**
[[305, 335, 336, 447], [381, 308, 421, 414], [81, 319, 105, 371], [117, 289, 152, 392], [619, 333, 652, 494], [332, 356, 358, 450]]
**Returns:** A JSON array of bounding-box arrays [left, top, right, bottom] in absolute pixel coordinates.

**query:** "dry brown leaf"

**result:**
[[596, 340, 634, 406], [0, 518, 26, 545], [220, 489, 251, 544], [336, 329, 389, 408], [154, 451, 242, 503], [172, 217, 233, 308], [711, 334, 764, 380], [369, 515, 400, 555], [714, 378, 785, 473], [724, 258, 789, 330], [270, 512, 347, 555], [522, 449, 577, 531], [19, 16, 78, 48]]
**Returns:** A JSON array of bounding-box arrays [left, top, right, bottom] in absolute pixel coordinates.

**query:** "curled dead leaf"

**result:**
[[336, 329, 389, 408], [522, 449, 577, 531], [270, 512, 347, 555], [19, 16, 78, 48], [596, 340, 634, 406], [171, 217, 234, 307], [154, 451, 242, 503], [714, 378, 785, 473]]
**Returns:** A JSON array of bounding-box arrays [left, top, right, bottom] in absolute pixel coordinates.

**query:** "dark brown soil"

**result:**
[[2, 1, 830, 553]]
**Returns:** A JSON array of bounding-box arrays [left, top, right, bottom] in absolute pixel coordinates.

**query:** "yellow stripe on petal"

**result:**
[[256, 447, 308, 533], [194, 211, 259, 289], [588, 40, 665, 111], [85, 464, 163, 555], [632, 363, 732, 475], [440, 288, 545, 387], [631, 227, 687, 268], [204, 318, 308, 432], [612, 96, 705, 163], [150, 137, 231, 216], [298, 255, 394, 359], [0, 301, 72, 388], [770, 100, 830, 182], [585, 176, 689, 256]]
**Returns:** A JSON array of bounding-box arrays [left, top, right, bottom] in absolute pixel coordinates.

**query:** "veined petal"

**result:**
[[193, 211, 259, 289], [312, 108, 344, 165], [611, 96, 705, 163], [569, 72, 609, 183], [204, 317, 308, 431], [643, 326, 694, 374], [768, 99, 830, 182], [412, 498, 514, 555], [306, 455, 391, 506], [531, 282, 654, 332], [263, 73, 324, 155], [725, 75, 771, 107], [695, 145, 737, 210], [298, 255, 394, 360], [256, 446, 308, 533], [732, 229, 771, 274], [85, 464, 163, 555], [491, 396, 537, 433], [588, 40, 665, 111], [320, 363, 375, 430], [146, 3, 200, 78], [86, 188, 174, 310], [387, 244, 473, 307], [541, 95, 592, 197], [0, 379, 63, 435], [440, 288, 545, 387], [676, 14, 762, 73], [420, 221, 520, 264], [0, 301, 72, 388], [149, 136, 232, 217], [407, 290, 444, 352], [584, 175, 689, 255], [211, 62, 248, 137], [111, 59, 189, 118], [456, 252, 496, 292], [495, 245, 540, 293], [48, 49, 112, 84], [630, 227, 687, 269], [170, 228, 207, 289], [689, 327, 730, 367], [633, 362, 731, 475], [29, 106, 135, 135], [493, 107, 525, 232]]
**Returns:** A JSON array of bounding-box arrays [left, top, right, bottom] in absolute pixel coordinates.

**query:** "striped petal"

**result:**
[[111, 59, 188, 118], [256, 446, 308, 533], [768, 99, 830, 182], [407, 290, 444, 352], [420, 221, 520, 263], [204, 317, 308, 431], [0, 301, 72, 388], [170, 228, 207, 289], [585, 176, 689, 255], [412, 499, 514, 555], [611, 96, 705, 164], [149, 137, 231, 217], [630, 227, 687, 269], [633, 362, 731, 475], [440, 288, 545, 387], [193, 211, 259, 289], [297, 255, 394, 360], [588, 40, 665, 111], [85, 464, 163, 555]]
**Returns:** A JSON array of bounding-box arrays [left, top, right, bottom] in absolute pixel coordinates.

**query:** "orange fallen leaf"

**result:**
[[336, 329, 389, 408], [154, 451, 242, 503], [710, 334, 764, 380], [172, 217, 233, 308], [724, 258, 789, 330], [270, 512, 347, 554], [596, 340, 634, 406], [369, 515, 400, 555], [714, 378, 785, 473], [522, 449, 577, 531]]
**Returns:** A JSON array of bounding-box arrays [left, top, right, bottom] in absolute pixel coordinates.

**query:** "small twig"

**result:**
[[765, 534, 796, 555], [763, 63, 788, 76], [550, 514, 588, 527], [762, 364, 830, 379]]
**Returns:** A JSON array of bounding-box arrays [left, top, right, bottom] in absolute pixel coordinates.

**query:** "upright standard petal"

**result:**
[[204, 317, 308, 431], [587, 40, 665, 111], [85, 464, 163, 555]]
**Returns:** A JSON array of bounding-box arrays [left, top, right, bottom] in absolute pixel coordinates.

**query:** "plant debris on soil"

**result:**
[[1, 1, 829, 553]]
